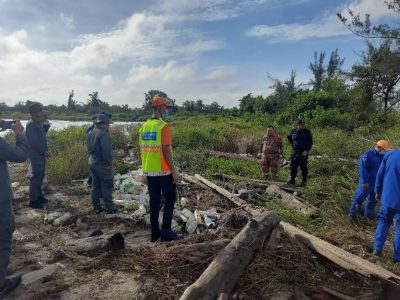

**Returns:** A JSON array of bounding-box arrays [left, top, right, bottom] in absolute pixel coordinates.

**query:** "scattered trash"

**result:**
[[45, 212, 64, 223], [204, 215, 215, 228], [12, 182, 19, 189], [186, 219, 198, 234]]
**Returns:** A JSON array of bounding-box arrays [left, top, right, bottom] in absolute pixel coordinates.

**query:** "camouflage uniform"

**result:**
[[261, 133, 283, 179]]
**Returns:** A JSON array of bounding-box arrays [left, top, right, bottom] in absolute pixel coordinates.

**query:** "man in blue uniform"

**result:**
[[349, 140, 390, 219], [372, 149, 400, 262], [26, 102, 48, 209], [0, 119, 28, 297], [86, 113, 117, 214]]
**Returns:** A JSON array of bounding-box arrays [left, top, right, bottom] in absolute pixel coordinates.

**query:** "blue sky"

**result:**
[[0, 0, 396, 108]]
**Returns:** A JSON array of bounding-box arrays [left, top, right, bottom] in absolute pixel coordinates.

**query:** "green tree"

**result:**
[[327, 49, 345, 77], [337, 0, 400, 40], [351, 40, 400, 111], [309, 51, 326, 91]]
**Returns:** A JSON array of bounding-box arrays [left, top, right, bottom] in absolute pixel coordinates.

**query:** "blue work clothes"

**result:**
[[374, 206, 400, 262], [86, 126, 113, 167], [349, 149, 383, 217], [26, 120, 47, 160], [375, 150, 400, 210], [0, 134, 28, 286], [89, 162, 115, 211], [86, 123, 95, 134]]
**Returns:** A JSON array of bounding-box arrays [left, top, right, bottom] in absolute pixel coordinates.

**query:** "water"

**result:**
[[0, 120, 140, 137]]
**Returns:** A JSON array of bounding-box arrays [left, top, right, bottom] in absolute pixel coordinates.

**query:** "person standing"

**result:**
[[259, 126, 283, 180], [86, 113, 117, 214], [287, 120, 313, 186], [0, 120, 28, 297], [26, 102, 48, 209], [372, 149, 400, 262], [349, 140, 390, 219], [139, 96, 181, 242]]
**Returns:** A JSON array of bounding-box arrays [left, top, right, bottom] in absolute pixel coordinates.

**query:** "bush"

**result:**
[[304, 107, 355, 131]]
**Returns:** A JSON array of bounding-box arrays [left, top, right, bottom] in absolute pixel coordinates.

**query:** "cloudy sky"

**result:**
[[0, 0, 396, 108]]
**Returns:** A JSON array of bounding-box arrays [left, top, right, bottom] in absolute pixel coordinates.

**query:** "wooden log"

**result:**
[[180, 211, 280, 300], [194, 174, 263, 216], [66, 232, 125, 257], [280, 222, 400, 286], [265, 184, 317, 216], [205, 150, 260, 163], [193, 175, 400, 290]]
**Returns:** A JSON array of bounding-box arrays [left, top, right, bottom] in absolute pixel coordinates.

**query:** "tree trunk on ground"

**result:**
[[180, 211, 280, 300], [265, 184, 317, 216], [66, 232, 125, 257], [205, 150, 260, 163]]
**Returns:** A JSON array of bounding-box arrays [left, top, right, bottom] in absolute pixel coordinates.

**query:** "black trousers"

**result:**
[[147, 175, 176, 237], [29, 157, 45, 203], [290, 151, 308, 182]]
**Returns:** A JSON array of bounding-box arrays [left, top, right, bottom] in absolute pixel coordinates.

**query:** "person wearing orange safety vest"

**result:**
[[349, 140, 390, 219], [139, 96, 181, 242]]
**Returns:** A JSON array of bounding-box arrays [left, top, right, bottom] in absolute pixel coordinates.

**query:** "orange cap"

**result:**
[[376, 140, 391, 151], [151, 96, 172, 107]]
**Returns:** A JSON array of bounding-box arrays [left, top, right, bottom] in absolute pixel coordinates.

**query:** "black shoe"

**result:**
[[160, 230, 182, 242], [287, 179, 295, 185], [150, 229, 161, 243], [28, 201, 43, 209], [300, 181, 307, 187], [0, 274, 21, 298], [93, 207, 105, 214], [38, 196, 48, 204], [105, 208, 118, 214]]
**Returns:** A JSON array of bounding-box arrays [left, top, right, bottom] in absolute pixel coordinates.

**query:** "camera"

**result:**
[[1, 120, 17, 130]]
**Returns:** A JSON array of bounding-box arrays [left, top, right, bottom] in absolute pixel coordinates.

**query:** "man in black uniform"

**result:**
[[287, 120, 313, 186]]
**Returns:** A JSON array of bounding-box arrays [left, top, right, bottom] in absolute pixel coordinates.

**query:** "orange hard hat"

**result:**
[[151, 96, 172, 107], [376, 140, 391, 151]]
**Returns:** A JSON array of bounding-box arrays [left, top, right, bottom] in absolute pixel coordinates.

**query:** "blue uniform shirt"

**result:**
[[375, 150, 400, 210], [358, 148, 383, 184]]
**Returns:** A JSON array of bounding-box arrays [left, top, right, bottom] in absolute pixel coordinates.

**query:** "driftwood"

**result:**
[[281, 222, 400, 287], [180, 211, 280, 300], [190, 174, 400, 291], [67, 232, 125, 257], [205, 150, 260, 163], [170, 239, 231, 263], [193, 174, 263, 216], [265, 184, 317, 216]]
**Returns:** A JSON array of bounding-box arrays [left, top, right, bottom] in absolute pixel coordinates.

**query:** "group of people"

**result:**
[[259, 119, 313, 186], [349, 140, 400, 263], [1, 98, 400, 297]]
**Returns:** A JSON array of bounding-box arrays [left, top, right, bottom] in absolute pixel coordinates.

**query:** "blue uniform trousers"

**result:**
[[29, 157, 45, 203], [349, 181, 376, 218], [373, 206, 400, 262], [0, 202, 15, 287], [89, 162, 115, 211]]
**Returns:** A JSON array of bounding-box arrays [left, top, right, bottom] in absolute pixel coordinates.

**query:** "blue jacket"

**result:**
[[86, 126, 113, 167], [375, 150, 400, 210], [26, 119, 48, 160], [86, 123, 95, 134], [358, 148, 383, 184]]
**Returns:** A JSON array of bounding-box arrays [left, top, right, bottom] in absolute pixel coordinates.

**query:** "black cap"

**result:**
[[29, 102, 45, 113], [100, 111, 112, 119], [96, 114, 113, 125], [297, 119, 305, 125]]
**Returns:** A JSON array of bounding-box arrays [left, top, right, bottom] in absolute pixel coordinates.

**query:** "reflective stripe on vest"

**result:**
[[139, 119, 171, 176]]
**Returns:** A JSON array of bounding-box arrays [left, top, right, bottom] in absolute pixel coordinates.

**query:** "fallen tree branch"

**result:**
[[204, 150, 260, 163], [265, 184, 317, 216], [180, 211, 280, 300]]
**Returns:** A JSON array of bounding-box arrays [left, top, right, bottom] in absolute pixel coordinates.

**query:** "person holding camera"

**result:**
[[0, 119, 29, 297], [26, 102, 49, 209]]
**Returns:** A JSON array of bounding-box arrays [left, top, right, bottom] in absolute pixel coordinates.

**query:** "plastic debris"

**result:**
[[186, 219, 198, 234], [45, 212, 64, 222], [53, 212, 73, 225], [180, 197, 188, 207], [204, 215, 215, 228]]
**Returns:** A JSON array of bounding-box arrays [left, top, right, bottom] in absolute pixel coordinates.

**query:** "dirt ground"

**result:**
[[5, 163, 386, 299]]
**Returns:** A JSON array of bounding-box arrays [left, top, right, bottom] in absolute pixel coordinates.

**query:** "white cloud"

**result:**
[[127, 61, 195, 84], [203, 66, 237, 80], [246, 0, 394, 42]]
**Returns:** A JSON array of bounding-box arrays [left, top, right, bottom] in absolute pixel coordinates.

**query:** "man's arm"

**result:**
[[162, 145, 178, 183], [0, 121, 29, 162], [359, 154, 370, 185], [287, 130, 293, 145]]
